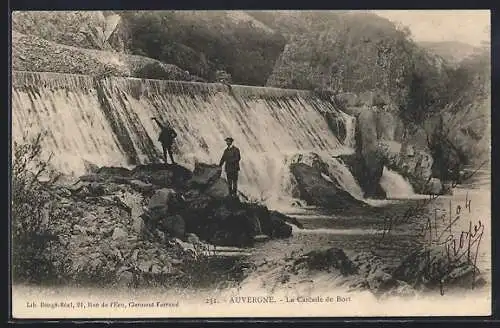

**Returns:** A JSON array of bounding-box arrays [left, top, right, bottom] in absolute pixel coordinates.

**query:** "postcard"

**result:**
[[10, 9, 491, 319]]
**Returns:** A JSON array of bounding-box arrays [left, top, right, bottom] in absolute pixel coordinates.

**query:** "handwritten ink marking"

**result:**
[[379, 159, 486, 240], [466, 192, 472, 213]]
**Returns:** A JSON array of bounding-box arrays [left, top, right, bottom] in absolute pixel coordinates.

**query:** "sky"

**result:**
[[372, 10, 490, 47]]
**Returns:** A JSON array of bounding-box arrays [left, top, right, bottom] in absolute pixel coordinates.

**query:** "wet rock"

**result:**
[[81, 159, 99, 174], [269, 216, 292, 238], [54, 187, 72, 198], [188, 163, 222, 189], [185, 233, 200, 244], [351, 252, 390, 276], [88, 182, 108, 196], [269, 210, 303, 229], [294, 248, 358, 276], [161, 215, 186, 238], [360, 149, 386, 199], [290, 162, 366, 209], [424, 178, 443, 195], [378, 140, 434, 194], [256, 209, 293, 239], [132, 163, 192, 188], [129, 179, 155, 194], [352, 109, 417, 198], [366, 271, 399, 294], [29, 160, 297, 286], [148, 188, 177, 210], [172, 238, 197, 256], [204, 178, 230, 198], [78, 174, 106, 183], [97, 166, 132, 177], [379, 280, 417, 299], [392, 247, 484, 290]]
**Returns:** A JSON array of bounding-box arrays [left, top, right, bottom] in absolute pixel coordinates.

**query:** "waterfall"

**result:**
[[12, 71, 359, 202], [337, 109, 357, 149], [380, 167, 415, 198]]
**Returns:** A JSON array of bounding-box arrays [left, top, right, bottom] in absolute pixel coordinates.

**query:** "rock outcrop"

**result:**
[[354, 109, 389, 199], [240, 245, 484, 300], [392, 247, 486, 291], [376, 140, 443, 194], [288, 152, 366, 209], [33, 161, 296, 287], [290, 163, 366, 209], [343, 107, 446, 196]]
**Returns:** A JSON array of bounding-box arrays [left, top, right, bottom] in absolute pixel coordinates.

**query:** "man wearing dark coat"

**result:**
[[152, 117, 177, 164], [219, 137, 241, 197]]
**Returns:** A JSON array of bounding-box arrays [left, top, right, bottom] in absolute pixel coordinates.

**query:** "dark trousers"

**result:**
[[162, 143, 175, 164], [226, 170, 238, 197]]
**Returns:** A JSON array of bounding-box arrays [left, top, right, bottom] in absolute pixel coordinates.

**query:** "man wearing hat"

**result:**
[[219, 137, 241, 197], [152, 117, 177, 164]]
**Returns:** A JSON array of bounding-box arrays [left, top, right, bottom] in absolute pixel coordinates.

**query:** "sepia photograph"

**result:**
[[10, 9, 491, 318]]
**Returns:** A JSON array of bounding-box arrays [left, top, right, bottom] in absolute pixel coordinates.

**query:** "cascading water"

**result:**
[[379, 167, 415, 198], [12, 70, 415, 208], [11, 72, 129, 174], [12, 71, 355, 198]]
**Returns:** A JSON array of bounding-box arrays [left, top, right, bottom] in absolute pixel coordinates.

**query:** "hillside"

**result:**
[[12, 31, 191, 80], [257, 12, 450, 122], [12, 11, 125, 51], [12, 11, 286, 85], [419, 40, 480, 65]]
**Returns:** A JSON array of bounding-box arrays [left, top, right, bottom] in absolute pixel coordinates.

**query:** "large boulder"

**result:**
[[180, 197, 295, 247], [360, 149, 386, 199], [268, 214, 292, 238], [97, 166, 132, 177], [392, 247, 486, 291], [160, 214, 186, 239], [204, 178, 230, 199], [423, 177, 443, 195], [357, 109, 379, 151], [377, 140, 434, 194], [188, 163, 223, 189], [293, 248, 358, 276], [355, 109, 387, 198], [290, 162, 365, 209], [131, 163, 192, 189], [147, 188, 178, 211]]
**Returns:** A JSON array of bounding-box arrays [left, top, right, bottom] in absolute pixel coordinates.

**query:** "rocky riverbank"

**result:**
[[238, 245, 486, 300], [16, 162, 300, 288]]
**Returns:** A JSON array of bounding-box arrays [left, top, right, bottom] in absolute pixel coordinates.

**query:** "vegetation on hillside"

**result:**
[[12, 11, 125, 51], [419, 40, 480, 66], [11, 133, 60, 283], [116, 11, 287, 85]]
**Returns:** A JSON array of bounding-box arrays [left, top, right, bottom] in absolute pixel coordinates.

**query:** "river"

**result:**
[[12, 168, 491, 318]]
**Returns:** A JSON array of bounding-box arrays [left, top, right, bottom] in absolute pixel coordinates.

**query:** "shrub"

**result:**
[[133, 61, 189, 81], [11, 133, 60, 283]]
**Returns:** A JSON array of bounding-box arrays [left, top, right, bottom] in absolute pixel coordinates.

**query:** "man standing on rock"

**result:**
[[152, 117, 177, 165], [219, 137, 241, 197]]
